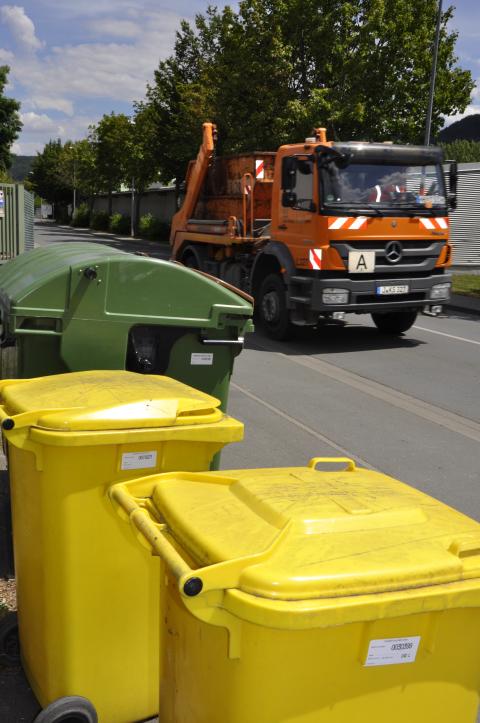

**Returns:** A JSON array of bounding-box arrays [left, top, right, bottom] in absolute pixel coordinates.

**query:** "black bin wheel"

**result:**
[[34, 696, 98, 723], [0, 610, 20, 665]]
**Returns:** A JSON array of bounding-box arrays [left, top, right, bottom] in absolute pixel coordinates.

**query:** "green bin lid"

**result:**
[[0, 242, 253, 329]]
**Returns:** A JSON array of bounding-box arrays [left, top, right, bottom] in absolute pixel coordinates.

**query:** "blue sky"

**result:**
[[0, 0, 479, 155]]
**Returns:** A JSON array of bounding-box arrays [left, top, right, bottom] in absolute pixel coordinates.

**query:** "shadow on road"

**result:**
[[247, 321, 425, 356]]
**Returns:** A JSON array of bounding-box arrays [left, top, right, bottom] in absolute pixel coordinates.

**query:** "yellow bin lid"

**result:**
[[0, 371, 242, 444], [111, 458, 480, 629]]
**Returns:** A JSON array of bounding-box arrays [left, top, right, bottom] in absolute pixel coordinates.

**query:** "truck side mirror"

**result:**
[[282, 190, 297, 207], [447, 160, 457, 210]]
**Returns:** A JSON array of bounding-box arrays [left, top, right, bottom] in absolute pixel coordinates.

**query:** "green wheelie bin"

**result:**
[[0, 242, 253, 410]]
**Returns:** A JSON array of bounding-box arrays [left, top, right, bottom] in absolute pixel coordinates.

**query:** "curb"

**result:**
[[445, 293, 480, 316]]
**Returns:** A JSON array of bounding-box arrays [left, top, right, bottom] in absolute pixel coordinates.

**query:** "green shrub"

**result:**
[[90, 210, 110, 231], [71, 203, 90, 227], [109, 213, 131, 234], [138, 214, 170, 241]]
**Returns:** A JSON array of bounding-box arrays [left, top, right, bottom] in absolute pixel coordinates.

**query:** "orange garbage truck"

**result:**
[[170, 123, 457, 339]]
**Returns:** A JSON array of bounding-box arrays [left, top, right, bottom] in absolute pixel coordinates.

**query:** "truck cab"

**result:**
[[170, 124, 456, 340]]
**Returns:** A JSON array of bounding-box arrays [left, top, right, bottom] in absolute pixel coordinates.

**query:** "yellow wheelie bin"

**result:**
[[110, 457, 480, 723], [0, 370, 243, 723]]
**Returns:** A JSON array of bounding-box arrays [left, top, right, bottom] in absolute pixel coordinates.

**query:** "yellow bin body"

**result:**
[[111, 459, 480, 723], [0, 371, 243, 723]]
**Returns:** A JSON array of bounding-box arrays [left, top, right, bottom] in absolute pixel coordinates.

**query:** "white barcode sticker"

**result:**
[[364, 636, 421, 667], [121, 451, 157, 471], [191, 353, 213, 366]]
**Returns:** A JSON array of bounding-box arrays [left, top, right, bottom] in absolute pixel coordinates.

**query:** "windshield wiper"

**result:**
[[351, 205, 384, 216]]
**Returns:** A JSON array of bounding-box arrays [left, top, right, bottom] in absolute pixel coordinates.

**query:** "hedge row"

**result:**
[[70, 204, 170, 240]]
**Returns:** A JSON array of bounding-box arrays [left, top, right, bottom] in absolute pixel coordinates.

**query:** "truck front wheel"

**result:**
[[371, 310, 418, 335], [258, 273, 293, 340]]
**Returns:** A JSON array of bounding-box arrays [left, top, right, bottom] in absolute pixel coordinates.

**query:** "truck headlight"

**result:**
[[322, 288, 349, 304], [429, 283, 451, 300]]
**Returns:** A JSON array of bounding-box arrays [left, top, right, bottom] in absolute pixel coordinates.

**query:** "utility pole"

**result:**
[[130, 176, 135, 238], [424, 0, 443, 145], [73, 156, 77, 213]]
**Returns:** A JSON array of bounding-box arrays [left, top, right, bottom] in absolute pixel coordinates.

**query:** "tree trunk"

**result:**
[[134, 191, 142, 235]]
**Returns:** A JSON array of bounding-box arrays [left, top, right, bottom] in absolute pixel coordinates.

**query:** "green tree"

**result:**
[[60, 139, 99, 210], [439, 139, 480, 163], [0, 65, 22, 172], [30, 139, 71, 209], [145, 0, 474, 171], [125, 105, 162, 232], [143, 15, 217, 191], [89, 113, 132, 215]]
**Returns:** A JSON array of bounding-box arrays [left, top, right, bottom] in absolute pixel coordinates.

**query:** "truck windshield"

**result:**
[[320, 161, 447, 213]]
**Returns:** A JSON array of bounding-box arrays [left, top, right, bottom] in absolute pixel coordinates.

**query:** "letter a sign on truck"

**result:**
[[0, 190, 4, 219]]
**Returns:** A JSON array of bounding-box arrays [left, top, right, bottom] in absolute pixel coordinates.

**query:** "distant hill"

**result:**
[[439, 114, 480, 143], [10, 155, 35, 182]]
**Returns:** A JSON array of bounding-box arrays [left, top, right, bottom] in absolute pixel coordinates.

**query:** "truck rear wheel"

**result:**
[[258, 273, 293, 340], [371, 310, 418, 335]]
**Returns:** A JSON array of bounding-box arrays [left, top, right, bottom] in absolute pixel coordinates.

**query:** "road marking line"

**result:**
[[248, 341, 480, 444], [414, 325, 480, 346], [231, 382, 376, 469]]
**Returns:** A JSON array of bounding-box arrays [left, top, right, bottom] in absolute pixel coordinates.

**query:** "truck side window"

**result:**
[[282, 158, 315, 211]]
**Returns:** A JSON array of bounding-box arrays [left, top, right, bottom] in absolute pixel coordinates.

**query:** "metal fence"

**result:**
[[0, 183, 35, 260]]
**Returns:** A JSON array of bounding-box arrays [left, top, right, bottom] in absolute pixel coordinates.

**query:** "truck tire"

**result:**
[[371, 310, 418, 335], [181, 251, 200, 270], [258, 273, 293, 340]]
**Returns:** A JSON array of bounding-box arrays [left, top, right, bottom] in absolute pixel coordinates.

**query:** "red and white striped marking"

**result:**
[[309, 249, 323, 270], [328, 216, 368, 231], [255, 159, 265, 179], [418, 217, 449, 230]]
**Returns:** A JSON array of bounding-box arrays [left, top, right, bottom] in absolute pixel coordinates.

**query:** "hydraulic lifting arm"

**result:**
[[169, 122, 217, 245]]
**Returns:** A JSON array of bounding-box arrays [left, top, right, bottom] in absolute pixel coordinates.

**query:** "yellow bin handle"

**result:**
[[308, 457, 356, 472], [110, 481, 291, 600]]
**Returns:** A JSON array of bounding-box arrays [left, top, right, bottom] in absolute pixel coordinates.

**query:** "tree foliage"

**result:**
[[0, 66, 22, 172], [439, 140, 480, 163], [145, 0, 474, 182], [30, 140, 72, 206], [89, 113, 132, 202]]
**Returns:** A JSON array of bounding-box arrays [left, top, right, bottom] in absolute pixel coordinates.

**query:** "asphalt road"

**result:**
[[2, 221, 479, 721]]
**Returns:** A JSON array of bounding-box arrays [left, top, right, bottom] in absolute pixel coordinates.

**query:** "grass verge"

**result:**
[[452, 274, 480, 298]]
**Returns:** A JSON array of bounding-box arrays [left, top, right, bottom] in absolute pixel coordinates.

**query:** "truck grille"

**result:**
[[331, 240, 445, 274]]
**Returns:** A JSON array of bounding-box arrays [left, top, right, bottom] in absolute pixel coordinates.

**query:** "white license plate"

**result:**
[[376, 285, 409, 295]]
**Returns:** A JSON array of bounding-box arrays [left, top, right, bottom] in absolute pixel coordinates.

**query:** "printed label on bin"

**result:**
[[191, 353, 214, 366], [364, 636, 421, 667], [121, 451, 157, 471]]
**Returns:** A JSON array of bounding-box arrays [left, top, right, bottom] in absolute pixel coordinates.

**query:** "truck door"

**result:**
[[277, 156, 317, 255]]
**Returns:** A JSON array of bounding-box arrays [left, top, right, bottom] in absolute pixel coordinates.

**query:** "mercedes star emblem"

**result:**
[[385, 240, 403, 264]]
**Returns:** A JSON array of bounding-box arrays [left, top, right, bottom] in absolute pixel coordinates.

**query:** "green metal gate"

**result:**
[[0, 183, 35, 260]]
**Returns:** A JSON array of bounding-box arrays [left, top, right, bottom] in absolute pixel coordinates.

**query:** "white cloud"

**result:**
[[2, 5, 187, 152], [89, 18, 141, 38], [28, 96, 75, 116], [21, 111, 63, 133], [0, 47, 14, 62], [0, 5, 44, 51]]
